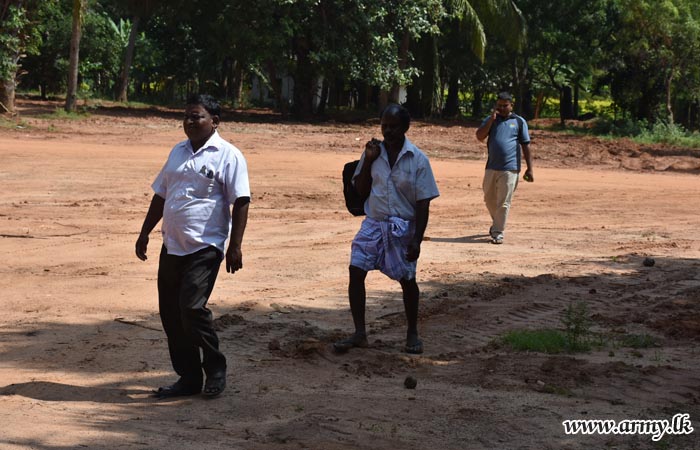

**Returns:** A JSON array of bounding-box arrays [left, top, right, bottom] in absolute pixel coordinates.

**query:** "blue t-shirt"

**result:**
[[482, 114, 530, 171]]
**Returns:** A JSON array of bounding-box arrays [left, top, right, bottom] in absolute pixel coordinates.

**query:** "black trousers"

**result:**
[[157, 245, 226, 383]]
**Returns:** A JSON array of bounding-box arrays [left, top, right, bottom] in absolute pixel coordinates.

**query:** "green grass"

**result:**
[[36, 108, 91, 120], [501, 329, 570, 353], [617, 333, 658, 349], [534, 116, 700, 149], [0, 116, 29, 129], [501, 328, 658, 355]]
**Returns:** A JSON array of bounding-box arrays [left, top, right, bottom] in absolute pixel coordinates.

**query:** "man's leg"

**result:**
[[484, 170, 518, 243], [158, 247, 204, 384], [493, 171, 518, 240], [482, 170, 499, 235], [348, 265, 368, 337], [333, 265, 370, 351], [156, 246, 203, 397], [400, 277, 422, 354], [177, 247, 226, 396]]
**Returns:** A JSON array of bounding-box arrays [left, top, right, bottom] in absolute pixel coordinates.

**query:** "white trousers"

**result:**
[[482, 169, 519, 237]]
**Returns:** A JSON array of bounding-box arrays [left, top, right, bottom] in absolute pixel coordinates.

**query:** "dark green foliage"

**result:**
[[3, 0, 700, 129]]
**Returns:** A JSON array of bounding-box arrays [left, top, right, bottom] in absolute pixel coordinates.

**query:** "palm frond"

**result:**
[[472, 0, 527, 51], [460, 2, 487, 62]]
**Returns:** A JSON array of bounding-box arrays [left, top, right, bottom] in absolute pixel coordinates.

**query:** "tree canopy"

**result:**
[[1, 0, 699, 129]]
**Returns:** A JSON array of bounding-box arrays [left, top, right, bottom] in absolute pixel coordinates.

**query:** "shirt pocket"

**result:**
[[392, 165, 415, 197], [191, 172, 217, 198]]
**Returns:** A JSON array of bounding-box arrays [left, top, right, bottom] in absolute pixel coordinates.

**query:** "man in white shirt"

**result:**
[[136, 94, 250, 399], [334, 104, 439, 355]]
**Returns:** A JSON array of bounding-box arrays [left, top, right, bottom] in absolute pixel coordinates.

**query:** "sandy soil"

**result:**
[[0, 99, 699, 450]]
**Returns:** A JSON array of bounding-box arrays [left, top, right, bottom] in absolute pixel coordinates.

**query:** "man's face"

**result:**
[[381, 111, 408, 145], [183, 104, 218, 144], [495, 99, 513, 117]]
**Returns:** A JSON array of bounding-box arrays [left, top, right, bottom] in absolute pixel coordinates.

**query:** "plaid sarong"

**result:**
[[350, 216, 416, 281]]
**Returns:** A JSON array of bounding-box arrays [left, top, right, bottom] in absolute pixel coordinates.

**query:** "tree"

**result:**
[[406, 0, 526, 119], [114, 0, 159, 102], [516, 0, 611, 123], [596, 0, 700, 125], [0, 0, 42, 113], [65, 0, 86, 112]]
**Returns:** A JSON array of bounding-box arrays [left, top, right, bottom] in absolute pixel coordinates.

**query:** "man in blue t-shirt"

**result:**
[[475, 92, 533, 244]]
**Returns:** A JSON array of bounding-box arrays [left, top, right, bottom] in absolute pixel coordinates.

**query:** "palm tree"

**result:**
[[407, 0, 526, 118], [116, 0, 159, 103], [0, 0, 27, 114], [65, 0, 85, 112]]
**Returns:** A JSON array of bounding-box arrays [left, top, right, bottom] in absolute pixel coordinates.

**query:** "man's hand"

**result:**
[[406, 240, 421, 262], [135, 234, 149, 261], [490, 106, 498, 121], [364, 138, 381, 163], [523, 168, 534, 182], [226, 245, 243, 273]]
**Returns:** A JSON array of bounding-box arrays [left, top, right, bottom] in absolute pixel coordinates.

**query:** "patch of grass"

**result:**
[[501, 301, 596, 354], [1, 116, 16, 128], [540, 116, 700, 149], [618, 333, 658, 349], [562, 301, 593, 352], [541, 384, 573, 397], [501, 329, 569, 353], [37, 108, 90, 120]]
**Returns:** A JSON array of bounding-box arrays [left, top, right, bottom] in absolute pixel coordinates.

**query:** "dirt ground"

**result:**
[[0, 99, 699, 450]]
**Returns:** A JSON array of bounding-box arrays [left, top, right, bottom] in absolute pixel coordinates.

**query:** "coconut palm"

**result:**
[[407, 0, 526, 118], [116, 0, 159, 102], [65, 0, 85, 112]]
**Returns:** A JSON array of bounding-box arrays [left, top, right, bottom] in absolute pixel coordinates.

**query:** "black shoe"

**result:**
[[152, 378, 202, 399]]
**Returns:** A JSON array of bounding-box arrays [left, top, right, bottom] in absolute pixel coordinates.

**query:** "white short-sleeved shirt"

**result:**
[[353, 137, 439, 221], [152, 130, 250, 256]]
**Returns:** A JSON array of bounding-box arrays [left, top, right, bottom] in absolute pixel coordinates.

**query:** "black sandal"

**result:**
[[333, 334, 369, 353], [152, 378, 202, 399], [405, 338, 424, 355], [203, 375, 226, 398]]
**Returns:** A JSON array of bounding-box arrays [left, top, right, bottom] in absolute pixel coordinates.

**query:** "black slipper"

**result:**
[[152, 379, 201, 399], [203, 375, 226, 398], [405, 338, 423, 355], [333, 335, 369, 353]]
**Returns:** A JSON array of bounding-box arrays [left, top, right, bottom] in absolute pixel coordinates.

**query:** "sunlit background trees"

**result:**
[[1, 0, 699, 132]]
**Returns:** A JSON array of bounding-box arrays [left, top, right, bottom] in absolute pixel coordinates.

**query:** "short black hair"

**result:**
[[497, 91, 513, 103], [186, 93, 221, 117], [381, 103, 411, 129]]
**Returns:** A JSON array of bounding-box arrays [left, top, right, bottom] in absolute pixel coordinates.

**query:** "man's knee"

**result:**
[[400, 277, 418, 291], [349, 265, 367, 281]]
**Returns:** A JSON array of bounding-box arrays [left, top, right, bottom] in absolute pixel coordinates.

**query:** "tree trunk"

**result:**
[[355, 81, 368, 110], [406, 81, 421, 119], [317, 76, 329, 115], [117, 15, 140, 103], [534, 91, 545, 119], [471, 87, 483, 119], [65, 0, 84, 113], [266, 61, 284, 114], [232, 61, 243, 107], [442, 74, 459, 118], [665, 70, 674, 124], [419, 35, 438, 118], [0, 78, 15, 114], [291, 36, 315, 118], [559, 85, 574, 124], [389, 31, 410, 103]]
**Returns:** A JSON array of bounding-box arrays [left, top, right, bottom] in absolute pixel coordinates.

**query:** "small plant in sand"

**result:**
[[499, 302, 596, 354], [561, 301, 592, 352]]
